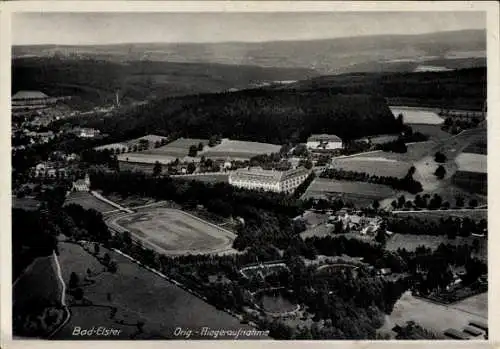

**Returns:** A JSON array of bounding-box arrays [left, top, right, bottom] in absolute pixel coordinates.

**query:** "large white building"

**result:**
[[229, 167, 311, 193], [306, 134, 343, 152]]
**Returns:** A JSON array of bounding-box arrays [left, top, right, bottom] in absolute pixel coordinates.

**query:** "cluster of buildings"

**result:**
[[306, 134, 343, 152], [12, 90, 71, 117], [228, 167, 311, 194]]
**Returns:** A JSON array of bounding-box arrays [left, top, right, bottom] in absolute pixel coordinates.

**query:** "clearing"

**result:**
[[109, 207, 237, 255], [389, 106, 444, 125]]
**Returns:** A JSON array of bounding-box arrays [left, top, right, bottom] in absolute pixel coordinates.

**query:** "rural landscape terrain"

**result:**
[[11, 12, 488, 341]]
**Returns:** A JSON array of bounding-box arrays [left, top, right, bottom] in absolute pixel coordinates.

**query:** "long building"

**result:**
[[12, 90, 71, 114], [229, 167, 311, 193], [306, 134, 343, 152]]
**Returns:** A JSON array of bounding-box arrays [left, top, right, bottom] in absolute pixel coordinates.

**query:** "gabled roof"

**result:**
[[307, 134, 342, 142], [12, 91, 49, 100]]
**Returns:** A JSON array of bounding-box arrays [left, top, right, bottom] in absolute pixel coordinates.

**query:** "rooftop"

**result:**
[[307, 134, 342, 142], [12, 90, 49, 100]]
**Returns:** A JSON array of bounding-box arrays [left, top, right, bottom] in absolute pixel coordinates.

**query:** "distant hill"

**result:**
[[75, 90, 401, 145], [13, 29, 486, 74], [12, 57, 318, 104], [268, 67, 486, 110]]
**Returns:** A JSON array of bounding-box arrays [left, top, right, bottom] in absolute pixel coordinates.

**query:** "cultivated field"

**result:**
[[389, 106, 444, 125], [378, 291, 487, 338], [54, 242, 262, 339], [151, 137, 208, 156], [110, 207, 237, 255], [200, 139, 281, 160], [455, 153, 487, 173], [330, 157, 411, 178], [64, 192, 117, 214]]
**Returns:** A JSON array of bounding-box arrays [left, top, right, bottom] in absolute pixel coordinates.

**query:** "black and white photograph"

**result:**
[[4, 2, 498, 343]]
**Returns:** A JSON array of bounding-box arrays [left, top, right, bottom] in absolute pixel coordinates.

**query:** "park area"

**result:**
[[389, 106, 444, 125], [109, 207, 237, 255], [200, 139, 281, 160], [331, 156, 412, 178], [378, 291, 487, 338], [64, 192, 117, 214], [54, 242, 263, 339]]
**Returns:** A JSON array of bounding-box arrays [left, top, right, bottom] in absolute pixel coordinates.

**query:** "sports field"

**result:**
[[331, 157, 411, 178], [64, 192, 117, 213], [200, 139, 281, 160], [389, 106, 444, 125], [110, 207, 237, 255], [305, 178, 397, 198]]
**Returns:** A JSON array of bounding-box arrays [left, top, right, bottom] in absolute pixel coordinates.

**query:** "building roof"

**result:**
[[12, 91, 49, 100], [307, 134, 342, 142]]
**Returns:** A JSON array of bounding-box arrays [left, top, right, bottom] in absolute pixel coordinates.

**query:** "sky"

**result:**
[[13, 12, 486, 45]]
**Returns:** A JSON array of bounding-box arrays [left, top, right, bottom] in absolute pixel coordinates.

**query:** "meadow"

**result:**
[[54, 242, 261, 339], [330, 157, 412, 178], [455, 153, 487, 173], [389, 106, 444, 125]]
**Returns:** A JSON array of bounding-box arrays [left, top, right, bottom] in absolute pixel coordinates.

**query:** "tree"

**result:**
[[304, 160, 313, 169], [292, 144, 308, 157], [73, 287, 84, 301], [469, 199, 478, 208], [375, 229, 386, 244], [434, 165, 446, 179], [69, 272, 79, 289], [397, 113, 404, 126], [434, 152, 447, 163], [372, 200, 380, 210], [198, 142, 204, 151], [456, 196, 465, 208], [187, 162, 196, 174], [188, 145, 198, 157], [391, 200, 398, 209], [153, 161, 162, 176], [103, 252, 111, 265]]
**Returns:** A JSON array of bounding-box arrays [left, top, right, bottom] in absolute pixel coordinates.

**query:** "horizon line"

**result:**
[[12, 28, 486, 47]]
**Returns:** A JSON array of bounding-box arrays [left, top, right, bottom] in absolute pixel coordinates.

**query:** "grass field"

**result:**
[[393, 209, 487, 222], [54, 242, 263, 339], [331, 157, 411, 178], [200, 139, 281, 160], [409, 124, 452, 142], [455, 153, 487, 173], [385, 233, 487, 262], [378, 291, 487, 338], [389, 106, 444, 125], [175, 173, 229, 184], [354, 141, 437, 163], [64, 192, 117, 213], [111, 207, 236, 255]]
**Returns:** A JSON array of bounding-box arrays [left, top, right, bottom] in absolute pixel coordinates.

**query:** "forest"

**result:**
[[73, 89, 401, 145]]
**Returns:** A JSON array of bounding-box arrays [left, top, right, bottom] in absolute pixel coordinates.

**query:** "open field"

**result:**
[[13, 255, 63, 308], [331, 157, 411, 178], [110, 207, 236, 255], [95, 134, 167, 152], [174, 173, 229, 184], [200, 139, 281, 160], [378, 291, 487, 338], [385, 233, 487, 262], [409, 124, 452, 142], [54, 242, 262, 339], [353, 141, 437, 163], [455, 153, 487, 173], [393, 209, 487, 221], [463, 140, 487, 155], [303, 178, 398, 206], [389, 106, 444, 125], [64, 192, 117, 213]]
